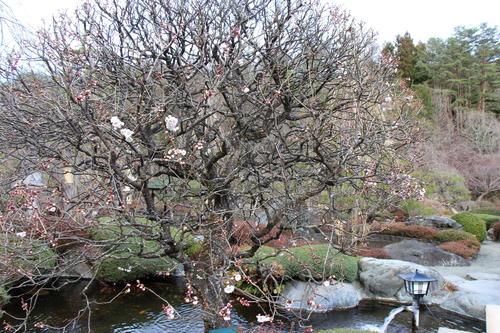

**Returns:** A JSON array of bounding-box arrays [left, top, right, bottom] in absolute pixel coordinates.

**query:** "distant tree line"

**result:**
[[383, 23, 499, 116]]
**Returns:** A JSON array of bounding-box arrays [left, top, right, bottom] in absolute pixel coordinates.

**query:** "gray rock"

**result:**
[[281, 280, 361, 312], [434, 277, 500, 320], [439, 291, 500, 320], [255, 200, 321, 227], [22, 172, 46, 187], [407, 216, 463, 230], [465, 272, 500, 281], [358, 257, 444, 302], [384, 240, 469, 266]]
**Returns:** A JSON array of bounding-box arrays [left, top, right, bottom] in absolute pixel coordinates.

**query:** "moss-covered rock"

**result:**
[[90, 218, 193, 283], [451, 213, 487, 242], [249, 244, 359, 282]]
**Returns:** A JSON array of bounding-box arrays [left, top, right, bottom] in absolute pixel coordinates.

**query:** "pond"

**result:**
[[2, 278, 486, 332]]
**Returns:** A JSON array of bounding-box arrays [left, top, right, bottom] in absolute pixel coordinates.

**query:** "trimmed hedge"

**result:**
[[379, 223, 438, 239], [470, 213, 500, 227], [250, 245, 359, 282], [493, 222, 500, 241], [468, 208, 500, 216], [433, 229, 477, 242], [355, 248, 391, 259], [451, 213, 487, 242], [439, 240, 481, 259]]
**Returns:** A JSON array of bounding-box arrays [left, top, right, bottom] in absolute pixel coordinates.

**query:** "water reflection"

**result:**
[[2, 279, 485, 332]]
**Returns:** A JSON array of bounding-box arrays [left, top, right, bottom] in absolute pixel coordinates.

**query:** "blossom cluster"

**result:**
[[110, 116, 134, 142], [219, 303, 233, 321], [184, 284, 199, 305], [256, 314, 273, 323], [165, 115, 179, 132], [162, 304, 175, 320]]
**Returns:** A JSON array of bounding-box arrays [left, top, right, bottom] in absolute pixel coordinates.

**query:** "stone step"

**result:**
[[437, 328, 472, 333], [487, 304, 500, 333]]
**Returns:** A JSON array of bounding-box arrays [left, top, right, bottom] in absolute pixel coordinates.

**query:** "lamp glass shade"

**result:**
[[399, 270, 437, 297]]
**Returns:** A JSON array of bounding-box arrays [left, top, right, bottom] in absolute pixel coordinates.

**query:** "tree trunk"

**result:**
[[185, 254, 230, 332]]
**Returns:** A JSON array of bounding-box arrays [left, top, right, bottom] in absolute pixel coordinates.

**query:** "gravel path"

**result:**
[[430, 241, 500, 278]]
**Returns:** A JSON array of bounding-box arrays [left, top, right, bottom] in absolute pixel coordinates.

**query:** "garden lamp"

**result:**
[[399, 270, 437, 329]]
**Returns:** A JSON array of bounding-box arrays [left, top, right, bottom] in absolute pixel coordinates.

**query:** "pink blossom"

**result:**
[[162, 304, 175, 319]]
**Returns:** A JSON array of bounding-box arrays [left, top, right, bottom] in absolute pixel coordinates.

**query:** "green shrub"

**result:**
[[401, 200, 437, 217], [439, 240, 481, 259], [413, 170, 470, 205], [318, 329, 377, 333], [0, 285, 10, 306], [380, 223, 438, 239], [470, 213, 500, 227], [451, 213, 487, 242], [250, 245, 359, 282], [468, 208, 500, 216], [434, 229, 477, 242]]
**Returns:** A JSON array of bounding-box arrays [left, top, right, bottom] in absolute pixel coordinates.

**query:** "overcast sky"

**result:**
[[3, 0, 499, 46]]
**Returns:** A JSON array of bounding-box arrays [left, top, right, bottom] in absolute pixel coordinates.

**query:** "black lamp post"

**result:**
[[398, 270, 437, 330]]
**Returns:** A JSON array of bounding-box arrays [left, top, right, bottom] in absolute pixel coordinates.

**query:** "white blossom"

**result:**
[[233, 273, 241, 282], [120, 128, 134, 142], [165, 115, 179, 132], [16, 231, 26, 238], [110, 116, 124, 130], [256, 314, 272, 323], [224, 285, 235, 294], [242, 86, 250, 93]]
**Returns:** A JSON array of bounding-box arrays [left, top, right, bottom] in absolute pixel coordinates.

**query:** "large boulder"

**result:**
[[383, 240, 469, 266], [439, 291, 500, 319], [436, 273, 500, 320], [358, 257, 444, 302], [281, 280, 361, 312], [407, 216, 463, 230]]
